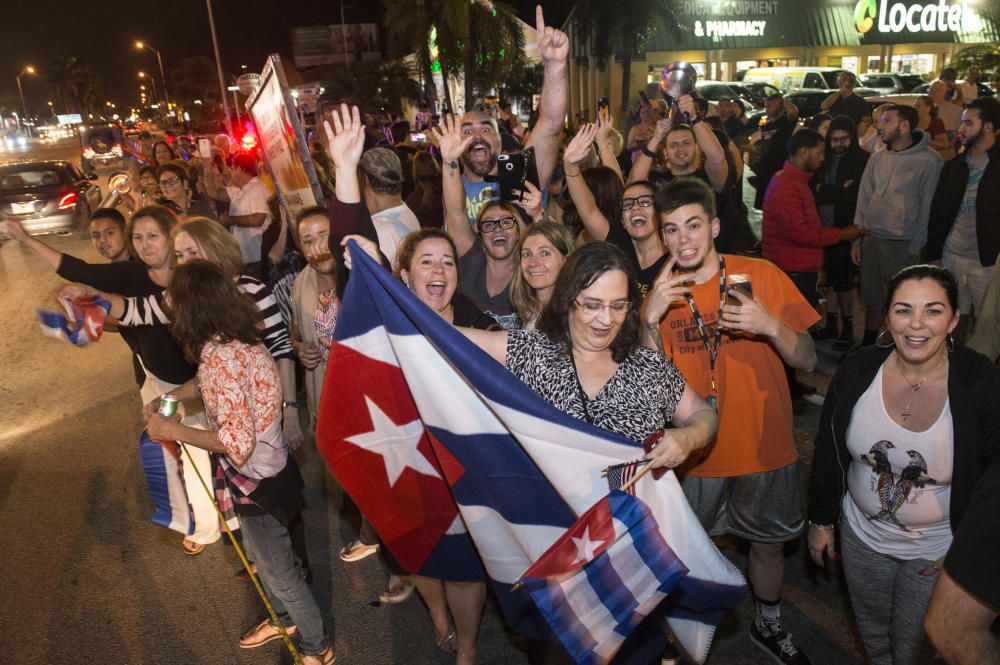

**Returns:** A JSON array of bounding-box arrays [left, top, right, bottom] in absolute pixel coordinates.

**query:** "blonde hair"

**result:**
[[172, 217, 245, 277], [510, 221, 576, 327]]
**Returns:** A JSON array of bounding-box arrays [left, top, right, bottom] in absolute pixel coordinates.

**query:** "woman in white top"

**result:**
[[808, 264, 1000, 665]]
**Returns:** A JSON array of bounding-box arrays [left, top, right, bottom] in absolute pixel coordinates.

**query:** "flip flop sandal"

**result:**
[[301, 646, 336, 665], [434, 630, 457, 654], [182, 539, 206, 556]]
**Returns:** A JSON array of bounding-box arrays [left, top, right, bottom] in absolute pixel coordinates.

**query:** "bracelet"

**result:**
[[640, 145, 658, 159], [808, 520, 835, 532], [690, 114, 704, 126], [564, 168, 581, 178], [282, 401, 299, 409]]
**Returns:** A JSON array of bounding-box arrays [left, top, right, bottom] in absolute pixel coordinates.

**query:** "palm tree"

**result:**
[[385, 0, 438, 106], [384, 0, 527, 113], [574, 0, 679, 117], [45, 57, 107, 115]]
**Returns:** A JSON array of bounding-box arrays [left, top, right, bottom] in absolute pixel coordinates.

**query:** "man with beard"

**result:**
[[925, 98, 1000, 337], [852, 105, 943, 346], [643, 176, 819, 665], [811, 116, 870, 350], [751, 93, 798, 210], [450, 6, 568, 224], [630, 95, 754, 253]]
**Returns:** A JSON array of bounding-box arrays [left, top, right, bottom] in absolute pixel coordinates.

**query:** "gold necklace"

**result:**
[[895, 353, 946, 420]]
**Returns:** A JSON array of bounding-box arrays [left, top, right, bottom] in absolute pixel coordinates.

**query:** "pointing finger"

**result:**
[[535, 4, 545, 35]]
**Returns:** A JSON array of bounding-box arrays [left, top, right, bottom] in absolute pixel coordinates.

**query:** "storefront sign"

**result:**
[[695, 19, 767, 37], [855, 0, 971, 34]]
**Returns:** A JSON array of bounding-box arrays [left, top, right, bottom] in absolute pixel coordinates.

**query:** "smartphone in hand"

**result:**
[[197, 138, 212, 160], [725, 275, 753, 306]]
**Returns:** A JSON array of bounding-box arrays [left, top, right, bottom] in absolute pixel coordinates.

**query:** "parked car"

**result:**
[[695, 81, 755, 113], [783, 88, 879, 120], [742, 67, 849, 92], [859, 73, 926, 95], [741, 82, 784, 106], [80, 124, 125, 172], [910, 80, 996, 99], [0, 160, 101, 238]]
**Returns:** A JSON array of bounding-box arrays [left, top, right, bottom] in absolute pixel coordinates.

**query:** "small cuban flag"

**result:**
[[36, 295, 110, 346], [517, 490, 690, 665]]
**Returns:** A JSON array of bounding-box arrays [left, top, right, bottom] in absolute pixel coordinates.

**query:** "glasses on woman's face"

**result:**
[[574, 298, 631, 317], [479, 216, 517, 234], [620, 195, 654, 211], [158, 176, 181, 187]]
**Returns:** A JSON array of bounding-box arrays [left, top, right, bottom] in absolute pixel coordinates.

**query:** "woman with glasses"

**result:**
[[156, 164, 218, 221], [563, 124, 667, 296]]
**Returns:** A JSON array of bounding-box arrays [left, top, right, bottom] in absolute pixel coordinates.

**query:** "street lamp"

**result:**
[[138, 71, 159, 104], [134, 41, 171, 109], [16, 66, 35, 135]]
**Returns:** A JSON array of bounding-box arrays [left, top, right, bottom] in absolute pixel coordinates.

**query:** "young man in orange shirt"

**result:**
[[643, 177, 818, 665]]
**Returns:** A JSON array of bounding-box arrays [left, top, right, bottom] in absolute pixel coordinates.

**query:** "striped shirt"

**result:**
[[119, 274, 293, 361]]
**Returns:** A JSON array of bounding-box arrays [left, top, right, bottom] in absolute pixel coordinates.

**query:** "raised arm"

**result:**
[[595, 112, 624, 184], [523, 5, 569, 188], [457, 327, 509, 366], [678, 95, 728, 193], [1, 219, 63, 270], [432, 114, 476, 256], [628, 119, 670, 184], [562, 123, 611, 241], [324, 103, 365, 205]]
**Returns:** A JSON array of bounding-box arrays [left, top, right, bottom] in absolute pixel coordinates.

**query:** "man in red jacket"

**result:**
[[762, 128, 862, 308]]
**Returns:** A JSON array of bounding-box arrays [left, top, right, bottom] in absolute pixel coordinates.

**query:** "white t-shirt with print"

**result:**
[[225, 177, 272, 263]]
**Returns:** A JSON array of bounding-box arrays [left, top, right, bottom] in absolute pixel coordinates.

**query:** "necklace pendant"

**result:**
[[902, 407, 910, 419]]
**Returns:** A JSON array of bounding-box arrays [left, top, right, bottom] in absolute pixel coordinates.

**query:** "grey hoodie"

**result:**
[[854, 130, 944, 257]]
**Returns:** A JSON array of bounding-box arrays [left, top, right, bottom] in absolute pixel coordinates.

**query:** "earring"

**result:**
[[947, 332, 955, 353], [875, 329, 895, 348]]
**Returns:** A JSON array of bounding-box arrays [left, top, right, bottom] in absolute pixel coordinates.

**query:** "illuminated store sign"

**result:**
[[855, 0, 972, 34], [694, 19, 768, 36]]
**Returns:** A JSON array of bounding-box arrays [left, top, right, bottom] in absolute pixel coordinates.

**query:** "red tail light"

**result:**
[[57, 192, 78, 210], [241, 134, 257, 150]]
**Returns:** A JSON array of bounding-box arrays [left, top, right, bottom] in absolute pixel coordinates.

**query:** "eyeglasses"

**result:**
[[574, 298, 631, 317], [620, 195, 655, 211], [158, 176, 181, 187], [479, 216, 517, 234]]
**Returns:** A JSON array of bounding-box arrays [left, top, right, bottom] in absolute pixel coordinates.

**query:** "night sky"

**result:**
[[0, 0, 570, 115]]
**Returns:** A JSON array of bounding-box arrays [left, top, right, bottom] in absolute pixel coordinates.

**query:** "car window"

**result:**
[[821, 71, 844, 88], [699, 85, 726, 101], [0, 167, 66, 191], [804, 73, 824, 89]]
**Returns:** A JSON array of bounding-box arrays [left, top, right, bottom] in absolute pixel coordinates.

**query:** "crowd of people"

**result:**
[[3, 10, 1000, 664]]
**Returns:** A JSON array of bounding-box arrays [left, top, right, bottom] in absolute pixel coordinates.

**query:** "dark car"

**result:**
[[80, 124, 125, 172], [0, 160, 101, 237], [783, 88, 878, 121], [860, 73, 926, 95], [742, 82, 783, 107]]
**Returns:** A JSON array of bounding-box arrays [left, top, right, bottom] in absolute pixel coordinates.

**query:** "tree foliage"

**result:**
[[168, 56, 220, 105], [45, 57, 107, 116], [324, 60, 422, 119], [952, 46, 1000, 74]]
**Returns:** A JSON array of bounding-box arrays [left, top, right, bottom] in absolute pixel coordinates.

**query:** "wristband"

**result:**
[[690, 114, 704, 126], [808, 520, 835, 532], [282, 401, 299, 409], [640, 145, 658, 159], [564, 168, 582, 178]]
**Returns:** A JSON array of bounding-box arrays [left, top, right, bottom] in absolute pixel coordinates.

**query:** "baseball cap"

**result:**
[[359, 148, 403, 190]]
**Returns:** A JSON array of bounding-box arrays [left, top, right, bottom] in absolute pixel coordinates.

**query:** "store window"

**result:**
[[891, 54, 934, 76], [840, 56, 860, 73]]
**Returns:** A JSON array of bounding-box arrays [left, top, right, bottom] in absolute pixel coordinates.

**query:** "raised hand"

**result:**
[[535, 5, 569, 65], [563, 123, 598, 166], [649, 118, 673, 148], [323, 103, 366, 169], [643, 257, 690, 326], [718, 286, 778, 337], [677, 94, 697, 119], [596, 111, 615, 144], [431, 114, 473, 164], [512, 180, 544, 221], [340, 234, 381, 271]]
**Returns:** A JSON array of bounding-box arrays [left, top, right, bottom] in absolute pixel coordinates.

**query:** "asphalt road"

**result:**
[[0, 140, 865, 665]]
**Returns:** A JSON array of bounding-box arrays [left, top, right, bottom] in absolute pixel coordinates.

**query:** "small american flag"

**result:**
[[602, 458, 649, 496]]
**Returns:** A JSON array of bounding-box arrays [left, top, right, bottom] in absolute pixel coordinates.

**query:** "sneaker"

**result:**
[[379, 574, 415, 603], [339, 540, 379, 563], [749, 623, 812, 664]]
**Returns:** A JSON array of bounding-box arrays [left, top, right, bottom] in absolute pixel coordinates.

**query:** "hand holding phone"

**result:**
[[725, 275, 753, 307], [198, 138, 212, 160]]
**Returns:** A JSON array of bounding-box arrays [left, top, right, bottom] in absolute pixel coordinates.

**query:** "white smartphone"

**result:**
[[197, 138, 212, 160]]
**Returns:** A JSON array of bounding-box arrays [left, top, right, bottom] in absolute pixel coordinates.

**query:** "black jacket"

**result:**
[[752, 113, 795, 210], [924, 143, 1000, 266], [811, 116, 869, 230], [808, 345, 1000, 531]]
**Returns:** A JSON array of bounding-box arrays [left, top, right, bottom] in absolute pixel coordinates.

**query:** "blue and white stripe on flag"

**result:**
[[321, 242, 747, 663], [138, 432, 193, 536], [36, 295, 110, 346]]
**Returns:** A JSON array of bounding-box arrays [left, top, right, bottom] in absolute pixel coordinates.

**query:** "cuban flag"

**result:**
[[316, 243, 746, 663], [519, 490, 690, 664], [36, 295, 111, 346], [138, 432, 193, 536]]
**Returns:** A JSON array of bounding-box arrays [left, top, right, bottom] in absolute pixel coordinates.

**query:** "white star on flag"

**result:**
[[346, 396, 440, 487], [571, 526, 605, 564]]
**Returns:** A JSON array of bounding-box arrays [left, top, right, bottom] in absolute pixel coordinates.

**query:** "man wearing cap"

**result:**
[[358, 147, 420, 271]]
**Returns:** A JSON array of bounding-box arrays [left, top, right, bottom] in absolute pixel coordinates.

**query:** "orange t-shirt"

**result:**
[[657, 255, 819, 477]]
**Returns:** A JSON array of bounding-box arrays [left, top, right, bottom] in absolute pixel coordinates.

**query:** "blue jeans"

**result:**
[[239, 512, 329, 655]]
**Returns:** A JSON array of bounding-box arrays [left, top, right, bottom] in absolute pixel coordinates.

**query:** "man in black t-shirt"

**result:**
[[820, 72, 871, 129], [924, 462, 1000, 664]]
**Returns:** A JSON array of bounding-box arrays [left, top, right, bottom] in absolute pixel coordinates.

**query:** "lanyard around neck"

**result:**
[[684, 255, 726, 397]]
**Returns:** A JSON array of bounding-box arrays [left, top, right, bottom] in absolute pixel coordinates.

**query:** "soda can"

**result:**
[[158, 395, 179, 418]]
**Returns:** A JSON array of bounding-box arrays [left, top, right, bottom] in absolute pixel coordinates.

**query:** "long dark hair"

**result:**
[[882, 264, 959, 318], [166, 261, 262, 363], [536, 242, 641, 363]]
